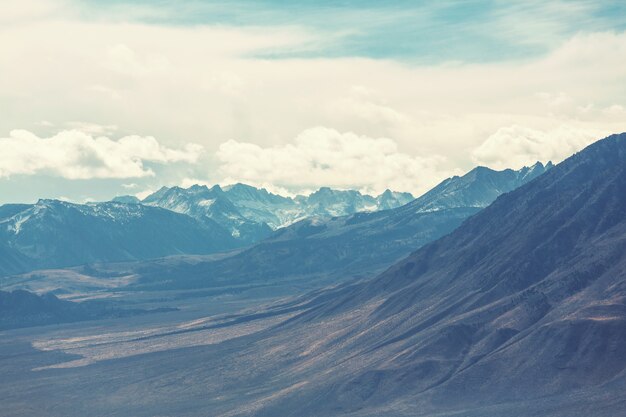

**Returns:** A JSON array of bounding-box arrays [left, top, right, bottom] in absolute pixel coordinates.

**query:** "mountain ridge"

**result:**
[[141, 183, 415, 231], [0, 199, 237, 276], [130, 162, 551, 290], [0, 163, 549, 280], [244, 133, 626, 416]]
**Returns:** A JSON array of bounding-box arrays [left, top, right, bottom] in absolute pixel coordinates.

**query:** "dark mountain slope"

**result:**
[[133, 163, 549, 290], [0, 200, 237, 276], [247, 133, 626, 416], [410, 160, 552, 212]]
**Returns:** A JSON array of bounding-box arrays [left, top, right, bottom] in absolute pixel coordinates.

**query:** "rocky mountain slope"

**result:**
[[240, 133, 626, 416], [0, 200, 237, 276]]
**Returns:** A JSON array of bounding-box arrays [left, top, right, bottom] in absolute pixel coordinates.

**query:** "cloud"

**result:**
[[535, 91, 572, 108], [603, 104, 626, 116], [1, 2, 626, 204], [328, 85, 408, 126], [471, 125, 608, 170], [64, 121, 118, 135], [0, 0, 66, 24], [0, 129, 203, 179], [216, 127, 457, 195], [2, 9, 626, 158], [104, 44, 171, 77]]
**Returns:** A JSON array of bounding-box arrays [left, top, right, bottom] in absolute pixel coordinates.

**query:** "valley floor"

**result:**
[[1, 282, 625, 417]]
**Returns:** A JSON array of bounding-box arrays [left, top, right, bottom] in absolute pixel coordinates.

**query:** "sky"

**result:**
[[1, 0, 626, 203]]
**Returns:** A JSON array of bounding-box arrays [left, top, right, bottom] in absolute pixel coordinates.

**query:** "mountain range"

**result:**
[[132, 162, 552, 290], [1, 133, 624, 417], [0, 164, 547, 279], [1, 134, 621, 417], [0, 185, 413, 277], [230, 132, 626, 416], [142, 184, 275, 244], [0, 200, 237, 276], [140, 183, 414, 242]]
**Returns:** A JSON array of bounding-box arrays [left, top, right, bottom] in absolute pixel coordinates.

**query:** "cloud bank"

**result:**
[[216, 127, 457, 196], [0, 129, 202, 179], [471, 125, 608, 169], [0, 1, 625, 203]]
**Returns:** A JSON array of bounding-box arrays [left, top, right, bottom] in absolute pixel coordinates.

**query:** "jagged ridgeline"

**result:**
[[131, 162, 551, 290], [0, 164, 549, 277]]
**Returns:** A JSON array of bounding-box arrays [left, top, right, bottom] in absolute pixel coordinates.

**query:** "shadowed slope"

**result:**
[[0, 200, 237, 276], [248, 133, 626, 416]]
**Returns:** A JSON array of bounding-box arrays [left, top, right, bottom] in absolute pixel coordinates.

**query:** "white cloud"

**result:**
[[535, 91, 572, 108], [0, 129, 203, 179], [0, 2, 625, 200], [328, 85, 408, 126], [64, 121, 118, 135], [471, 125, 608, 170], [216, 127, 458, 196], [0, 0, 67, 24], [603, 104, 626, 116], [103, 44, 171, 77]]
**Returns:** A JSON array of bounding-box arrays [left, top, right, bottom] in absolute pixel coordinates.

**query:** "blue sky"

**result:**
[[79, 0, 626, 61], [0, 0, 625, 203]]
